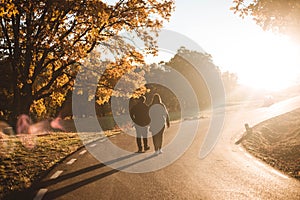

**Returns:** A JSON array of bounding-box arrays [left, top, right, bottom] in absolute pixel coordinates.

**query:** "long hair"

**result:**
[[151, 93, 162, 105], [139, 96, 146, 103]]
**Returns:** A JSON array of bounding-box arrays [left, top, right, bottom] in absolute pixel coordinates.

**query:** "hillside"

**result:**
[[242, 108, 300, 180]]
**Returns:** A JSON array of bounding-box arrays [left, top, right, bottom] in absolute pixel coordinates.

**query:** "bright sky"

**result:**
[[159, 0, 300, 91]]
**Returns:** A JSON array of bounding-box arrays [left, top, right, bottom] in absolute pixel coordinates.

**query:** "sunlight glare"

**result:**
[[236, 32, 300, 91]]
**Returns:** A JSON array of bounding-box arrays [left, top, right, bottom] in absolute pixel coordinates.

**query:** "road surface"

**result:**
[[28, 96, 300, 200]]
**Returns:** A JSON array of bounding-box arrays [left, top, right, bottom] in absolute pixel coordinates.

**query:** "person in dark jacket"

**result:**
[[149, 93, 170, 155], [130, 96, 151, 153]]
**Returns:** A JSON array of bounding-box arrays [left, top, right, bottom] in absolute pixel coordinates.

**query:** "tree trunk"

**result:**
[[10, 85, 33, 129]]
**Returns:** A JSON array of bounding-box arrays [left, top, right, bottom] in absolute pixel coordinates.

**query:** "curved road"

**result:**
[[29, 96, 300, 200]]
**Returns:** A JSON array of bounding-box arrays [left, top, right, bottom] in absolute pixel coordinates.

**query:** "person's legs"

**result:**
[[157, 127, 165, 153], [152, 133, 159, 152], [136, 137, 142, 152], [142, 126, 150, 151], [143, 138, 150, 151], [135, 126, 143, 152]]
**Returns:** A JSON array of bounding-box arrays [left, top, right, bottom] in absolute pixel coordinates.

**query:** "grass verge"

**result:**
[[0, 131, 119, 199], [241, 108, 300, 180]]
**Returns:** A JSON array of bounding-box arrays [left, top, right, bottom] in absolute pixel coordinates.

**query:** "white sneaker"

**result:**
[[159, 149, 163, 154], [154, 150, 160, 156]]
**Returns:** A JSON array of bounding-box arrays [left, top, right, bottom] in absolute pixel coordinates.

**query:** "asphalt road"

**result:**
[[29, 96, 300, 200]]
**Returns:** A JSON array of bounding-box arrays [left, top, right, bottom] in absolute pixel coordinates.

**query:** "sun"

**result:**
[[236, 32, 300, 92]]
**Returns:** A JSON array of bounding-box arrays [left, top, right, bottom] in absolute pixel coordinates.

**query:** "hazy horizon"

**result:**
[[146, 0, 300, 92]]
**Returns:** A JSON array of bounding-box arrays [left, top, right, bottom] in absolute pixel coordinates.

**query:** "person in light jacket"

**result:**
[[149, 93, 170, 155]]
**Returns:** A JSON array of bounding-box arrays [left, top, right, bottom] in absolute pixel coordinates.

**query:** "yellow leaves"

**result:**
[[50, 10, 61, 22], [96, 87, 112, 105], [0, 1, 18, 18], [17, 82, 24, 89], [76, 89, 83, 95], [232, 0, 300, 40], [28, 64, 35, 79], [88, 94, 94, 101], [2, 0, 174, 120], [130, 86, 148, 99], [26, 79, 32, 84], [31, 99, 47, 117], [56, 74, 69, 87], [30, 91, 67, 119], [97, 9, 110, 22], [50, 92, 65, 107]]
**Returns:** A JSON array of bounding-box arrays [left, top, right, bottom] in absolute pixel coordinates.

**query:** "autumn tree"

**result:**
[[144, 64, 180, 115], [71, 50, 148, 118], [166, 47, 219, 109], [0, 0, 174, 124], [231, 0, 300, 41]]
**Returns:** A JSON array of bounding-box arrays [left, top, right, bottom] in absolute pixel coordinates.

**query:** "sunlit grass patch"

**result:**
[[0, 131, 119, 199], [242, 108, 300, 180]]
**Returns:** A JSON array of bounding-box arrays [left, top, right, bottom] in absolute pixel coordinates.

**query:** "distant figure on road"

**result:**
[[16, 114, 32, 134], [50, 115, 66, 132], [130, 96, 151, 153], [16, 114, 66, 135], [149, 93, 170, 155]]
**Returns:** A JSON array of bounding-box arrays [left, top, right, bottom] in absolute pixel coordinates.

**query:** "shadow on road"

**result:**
[[6, 152, 157, 200], [42, 152, 157, 199], [41, 153, 139, 188]]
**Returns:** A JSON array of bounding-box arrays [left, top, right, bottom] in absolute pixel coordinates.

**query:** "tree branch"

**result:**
[[33, 1, 50, 41], [34, 60, 77, 99], [0, 18, 13, 58]]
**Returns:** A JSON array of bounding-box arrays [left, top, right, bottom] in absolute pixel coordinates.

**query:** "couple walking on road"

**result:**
[[130, 93, 170, 155]]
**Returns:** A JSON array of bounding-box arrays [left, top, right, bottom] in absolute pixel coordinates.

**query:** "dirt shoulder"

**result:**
[[241, 108, 300, 180], [0, 130, 119, 200]]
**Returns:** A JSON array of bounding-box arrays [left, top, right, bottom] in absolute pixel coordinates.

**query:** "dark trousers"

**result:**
[[135, 125, 149, 150], [152, 126, 165, 151], [136, 138, 148, 150]]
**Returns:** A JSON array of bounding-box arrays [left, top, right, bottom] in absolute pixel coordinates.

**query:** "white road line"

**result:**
[[254, 160, 265, 167], [90, 143, 97, 147], [33, 188, 48, 200], [79, 150, 87, 155], [50, 170, 63, 179], [254, 160, 289, 179], [239, 147, 253, 159], [244, 152, 253, 159], [66, 158, 77, 165], [239, 146, 289, 179], [270, 169, 289, 179], [100, 139, 107, 143]]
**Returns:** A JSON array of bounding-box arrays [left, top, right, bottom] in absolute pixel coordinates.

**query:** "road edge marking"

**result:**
[[238, 146, 289, 179], [79, 149, 87, 155], [33, 188, 48, 200], [66, 158, 77, 165], [50, 170, 63, 179], [90, 143, 97, 147]]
